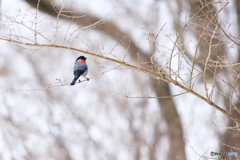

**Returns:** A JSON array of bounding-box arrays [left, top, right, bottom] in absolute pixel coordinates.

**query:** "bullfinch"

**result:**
[[70, 56, 89, 85]]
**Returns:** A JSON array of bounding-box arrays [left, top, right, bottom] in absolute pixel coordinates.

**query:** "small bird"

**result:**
[[70, 56, 89, 86]]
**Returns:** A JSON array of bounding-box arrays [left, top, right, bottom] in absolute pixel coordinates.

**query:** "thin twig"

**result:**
[[124, 91, 188, 99]]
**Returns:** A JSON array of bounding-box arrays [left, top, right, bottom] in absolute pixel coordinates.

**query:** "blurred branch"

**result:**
[[24, 0, 148, 59]]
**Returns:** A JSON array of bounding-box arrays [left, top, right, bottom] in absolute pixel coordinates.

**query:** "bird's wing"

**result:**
[[74, 70, 86, 78]]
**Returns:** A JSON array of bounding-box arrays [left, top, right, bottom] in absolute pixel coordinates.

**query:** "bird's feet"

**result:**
[[86, 78, 89, 81], [78, 80, 81, 83]]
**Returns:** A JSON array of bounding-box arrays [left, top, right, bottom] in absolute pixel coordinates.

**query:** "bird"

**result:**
[[70, 56, 89, 86]]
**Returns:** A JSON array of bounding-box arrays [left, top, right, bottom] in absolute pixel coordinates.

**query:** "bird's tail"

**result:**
[[70, 78, 77, 86]]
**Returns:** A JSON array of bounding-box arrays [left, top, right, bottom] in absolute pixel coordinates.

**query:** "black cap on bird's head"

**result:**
[[76, 56, 87, 61]]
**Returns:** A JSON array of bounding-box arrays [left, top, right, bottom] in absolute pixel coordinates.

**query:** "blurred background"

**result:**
[[0, 0, 239, 159]]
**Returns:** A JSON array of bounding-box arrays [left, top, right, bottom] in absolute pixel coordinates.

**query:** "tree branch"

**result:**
[[2, 37, 240, 125]]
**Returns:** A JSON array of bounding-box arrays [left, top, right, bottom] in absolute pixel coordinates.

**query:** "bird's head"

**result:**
[[76, 56, 87, 63]]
